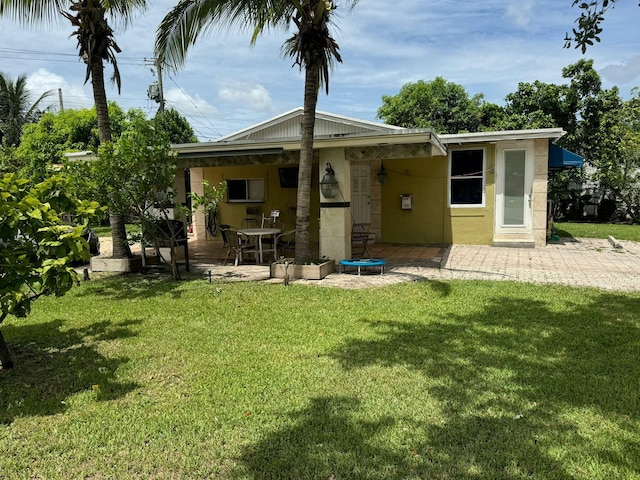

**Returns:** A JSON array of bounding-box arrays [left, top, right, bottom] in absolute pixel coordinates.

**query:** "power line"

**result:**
[[0, 46, 251, 138], [0, 47, 145, 66], [165, 72, 222, 138]]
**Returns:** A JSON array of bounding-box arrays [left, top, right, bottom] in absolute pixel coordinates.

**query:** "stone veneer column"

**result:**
[[533, 139, 549, 247], [319, 148, 352, 261]]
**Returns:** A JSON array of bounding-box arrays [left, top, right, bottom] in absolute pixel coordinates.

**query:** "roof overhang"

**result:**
[[173, 129, 446, 166], [439, 128, 566, 145]]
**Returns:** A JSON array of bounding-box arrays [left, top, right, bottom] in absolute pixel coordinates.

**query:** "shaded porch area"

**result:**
[[188, 236, 446, 269]]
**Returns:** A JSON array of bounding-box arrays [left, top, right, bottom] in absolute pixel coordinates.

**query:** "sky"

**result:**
[[1, 0, 639, 141]]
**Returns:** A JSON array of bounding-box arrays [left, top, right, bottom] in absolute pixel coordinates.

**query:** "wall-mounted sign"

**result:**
[[401, 194, 413, 210]]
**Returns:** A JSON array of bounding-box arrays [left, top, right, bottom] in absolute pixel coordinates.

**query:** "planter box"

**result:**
[[270, 259, 335, 280], [91, 255, 142, 273]]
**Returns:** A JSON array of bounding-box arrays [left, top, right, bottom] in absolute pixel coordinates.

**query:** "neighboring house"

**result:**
[[173, 108, 583, 261]]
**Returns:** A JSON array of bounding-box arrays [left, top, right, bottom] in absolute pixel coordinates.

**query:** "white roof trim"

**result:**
[[174, 130, 447, 157], [440, 128, 566, 144], [64, 150, 97, 161]]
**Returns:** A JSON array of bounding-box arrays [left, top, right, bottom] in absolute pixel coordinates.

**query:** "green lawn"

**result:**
[[92, 223, 142, 237], [1, 277, 639, 479], [555, 222, 640, 242]]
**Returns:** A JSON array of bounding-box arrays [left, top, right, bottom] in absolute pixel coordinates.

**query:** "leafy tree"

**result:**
[[152, 108, 198, 144], [93, 116, 188, 279], [155, 0, 358, 263], [593, 88, 640, 222], [0, 173, 101, 368], [12, 106, 101, 181], [0, 0, 148, 260], [564, 0, 621, 52], [499, 60, 628, 221], [3, 103, 132, 184], [0, 146, 22, 175], [377, 77, 498, 134], [0, 72, 51, 147], [499, 81, 576, 130]]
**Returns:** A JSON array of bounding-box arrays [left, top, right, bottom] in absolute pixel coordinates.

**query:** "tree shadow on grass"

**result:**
[[0, 318, 140, 424], [237, 396, 424, 479], [75, 274, 187, 301], [327, 285, 640, 478]]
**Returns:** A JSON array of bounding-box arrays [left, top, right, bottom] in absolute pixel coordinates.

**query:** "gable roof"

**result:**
[[215, 107, 404, 142]]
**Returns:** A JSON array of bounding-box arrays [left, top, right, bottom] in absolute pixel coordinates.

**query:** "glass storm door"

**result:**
[[495, 144, 533, 234]]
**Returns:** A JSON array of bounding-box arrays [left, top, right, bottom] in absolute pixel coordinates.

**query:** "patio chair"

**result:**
[[274, 229, 296, 260], [261, 209, 281, 228], [242, 207, 260, 228], [351, 223, 370, 258], [218, 224, 232, 257], [221, 226, 258, 266]]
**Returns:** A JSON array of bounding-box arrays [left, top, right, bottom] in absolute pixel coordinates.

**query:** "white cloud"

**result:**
[[26, 68, 92, 111], [161, 88, 226, 140], [600, 56, 640, 86], [506, 0, 536, 29], [218, 81, 276, 113], [164, 87, 218, 116]]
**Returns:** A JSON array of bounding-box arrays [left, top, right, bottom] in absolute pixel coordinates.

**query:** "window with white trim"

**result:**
[[449, 148, 485, 206], [226, 178, 265, 203]]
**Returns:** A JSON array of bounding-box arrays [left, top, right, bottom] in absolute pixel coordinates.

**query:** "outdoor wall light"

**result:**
[[376, 164, 388, 184], [320, 163, 339, 199]]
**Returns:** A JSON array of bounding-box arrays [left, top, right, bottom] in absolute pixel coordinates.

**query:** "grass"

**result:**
[[1, 277, 639, 479], [92, 223, 141, 237], [555, 222, 640, 242]]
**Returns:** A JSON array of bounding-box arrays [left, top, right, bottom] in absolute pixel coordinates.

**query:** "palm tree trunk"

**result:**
[[110, 213, 132, 258], [295, 64, 320, 263], [91, 58, 131, 257], [91, 59, 112, 143]]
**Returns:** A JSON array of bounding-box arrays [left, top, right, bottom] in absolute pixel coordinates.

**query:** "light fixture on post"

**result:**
[[320, 163, 339, 199], [376, 164, 388, 184]]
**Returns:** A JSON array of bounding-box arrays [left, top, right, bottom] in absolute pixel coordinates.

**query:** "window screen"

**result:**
[[450, 149, 484, 206], [226, 178, 265, 203]]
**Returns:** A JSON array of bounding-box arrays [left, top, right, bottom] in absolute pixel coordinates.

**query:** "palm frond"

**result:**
[[0, 0, 146, 28], [155, 0, 294, 70], [102, 0, 148, 27], [0, 0, 68, 26], [282, 0, 342, 94]]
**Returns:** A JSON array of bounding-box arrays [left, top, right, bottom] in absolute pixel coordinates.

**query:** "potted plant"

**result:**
[[270, 257, 335, 280]]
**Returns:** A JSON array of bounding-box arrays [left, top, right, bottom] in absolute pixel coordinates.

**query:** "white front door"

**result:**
[[495, 143, 534, 235], [351, 163, 371, 224]]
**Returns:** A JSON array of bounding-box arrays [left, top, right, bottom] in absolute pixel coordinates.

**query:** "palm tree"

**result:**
[[0, 0, 147, 258], [0, 72, 51, 147], [155, 0, 358, 262]]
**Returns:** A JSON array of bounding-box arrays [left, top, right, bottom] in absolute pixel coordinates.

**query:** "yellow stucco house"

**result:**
[[172, 108, 581, 261]]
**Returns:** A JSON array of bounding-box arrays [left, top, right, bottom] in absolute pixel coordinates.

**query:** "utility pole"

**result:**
[[146, 57, 165, 114], [58, 88, 64, 111], [156, 59, 165, 113]]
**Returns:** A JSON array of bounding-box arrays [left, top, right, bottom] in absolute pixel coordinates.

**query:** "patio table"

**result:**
[[237, 227, 281, 263]]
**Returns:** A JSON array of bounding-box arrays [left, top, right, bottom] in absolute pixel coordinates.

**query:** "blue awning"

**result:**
[[548, 143, 584, 171]]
